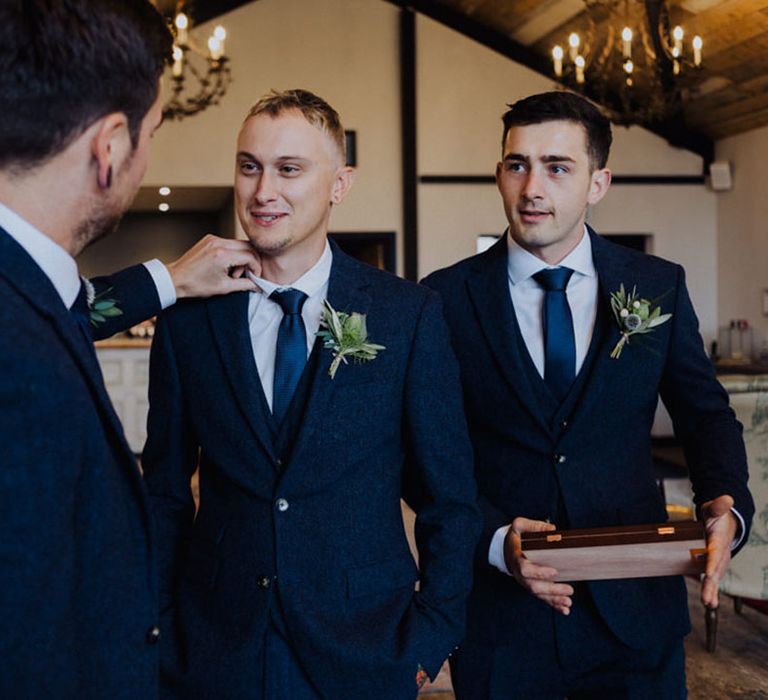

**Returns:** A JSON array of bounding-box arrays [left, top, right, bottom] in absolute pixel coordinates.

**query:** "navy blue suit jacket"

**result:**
[[142, 244, 481, 699], [423, 230, 753, 652], [0, 227, 163, 697]]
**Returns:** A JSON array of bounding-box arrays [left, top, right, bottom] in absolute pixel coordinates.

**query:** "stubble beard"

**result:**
[[72, 206, 123, 258]]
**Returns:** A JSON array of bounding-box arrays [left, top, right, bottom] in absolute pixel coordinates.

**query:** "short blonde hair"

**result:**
[[245, 89, 346, 162]]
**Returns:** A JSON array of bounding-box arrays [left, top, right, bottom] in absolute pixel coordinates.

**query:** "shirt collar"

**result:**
[[507, 224, 595, 285], [247, 239, 333, 299], [0, 202, 81, 308]]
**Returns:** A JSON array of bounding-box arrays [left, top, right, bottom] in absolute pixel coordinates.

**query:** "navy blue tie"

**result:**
[[533, 267, 575, 402], [271, 289, 308, 424]]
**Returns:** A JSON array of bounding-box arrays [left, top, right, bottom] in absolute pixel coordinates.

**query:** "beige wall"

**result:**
[[716, 126, 768, 356]]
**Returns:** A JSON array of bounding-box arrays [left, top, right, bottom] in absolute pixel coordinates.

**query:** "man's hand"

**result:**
[[700, 494, 738, 609], [167, 234, 260, 299], [504, 517, 574, 615]]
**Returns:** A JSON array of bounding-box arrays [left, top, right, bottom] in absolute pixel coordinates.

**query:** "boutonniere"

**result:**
[[83, 279, 123, 327], [316, 300, 385, 379], [609, 284, 672, 359]]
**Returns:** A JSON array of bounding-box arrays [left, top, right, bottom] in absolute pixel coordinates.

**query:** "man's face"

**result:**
[[496, 120, 610, 263], [234, 110, 350, 259], [75, 87, 164, 253]]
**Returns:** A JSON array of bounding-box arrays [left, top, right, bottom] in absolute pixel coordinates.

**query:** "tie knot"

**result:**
[[534, 267, 573, 292], [270, 288, 308, 315]]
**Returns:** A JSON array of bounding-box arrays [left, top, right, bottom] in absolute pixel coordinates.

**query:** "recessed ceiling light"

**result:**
[[158, 203, 170, 212], [158, 186, 171, 196]]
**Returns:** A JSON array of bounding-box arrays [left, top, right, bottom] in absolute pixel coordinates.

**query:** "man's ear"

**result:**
[[330, 166, 355, 205], [587, 167, 611, 206], [91, 112, 131, 189]]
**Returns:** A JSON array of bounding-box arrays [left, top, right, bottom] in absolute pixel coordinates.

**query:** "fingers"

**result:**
[[221, 277, 261, 293], [699, 496, 737, 608], [516, 557, 560, 582], [539, 594, 573, 616], [511, 516, 557, 535]]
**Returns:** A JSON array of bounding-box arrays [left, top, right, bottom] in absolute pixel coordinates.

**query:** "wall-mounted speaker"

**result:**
[[709, 160, 733, 191]]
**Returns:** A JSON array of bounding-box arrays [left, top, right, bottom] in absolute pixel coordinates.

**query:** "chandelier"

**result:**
[[550, 0, 703, 125], [161, 2, 233, 121]]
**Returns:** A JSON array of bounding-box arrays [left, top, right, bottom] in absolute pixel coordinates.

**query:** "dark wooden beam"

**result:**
[[400, 6, 418, 281]]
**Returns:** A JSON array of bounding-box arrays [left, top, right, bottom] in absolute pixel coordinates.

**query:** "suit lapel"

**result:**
[[0, 229, 137, 464], [288, 243, 372, 464], [466, 235, 551, 434], [206, 291, 278, 461], [568, 227, 640, 409]]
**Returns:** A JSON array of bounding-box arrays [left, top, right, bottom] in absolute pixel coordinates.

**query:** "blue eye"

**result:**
[[239, 161, 260, 173], [550, 165, 567, 174]]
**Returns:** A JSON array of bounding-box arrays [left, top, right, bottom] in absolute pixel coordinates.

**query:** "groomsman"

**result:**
[[0, 2, 258, 696], [142, 89, 480, 699], [423, 91, 753, 699]]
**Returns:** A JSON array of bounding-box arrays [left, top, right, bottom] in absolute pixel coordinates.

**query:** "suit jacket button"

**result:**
[[146, 626, 161, 644], [276, 498, 289, 512], [560, 420, 568, 429], [554, 454, 566, 464], [258, 576, 272, 589], [275, 458, 283, 468]]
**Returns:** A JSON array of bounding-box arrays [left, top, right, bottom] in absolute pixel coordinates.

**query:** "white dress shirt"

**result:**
[[506, 226, 598, 379], [489, 226, 744, 574], [0, 202, 176, 310], [245, 241, 332, 411]]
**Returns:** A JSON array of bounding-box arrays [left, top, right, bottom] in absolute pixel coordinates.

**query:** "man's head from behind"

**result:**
[[0, 0, 172, 172], [235, 89, 354, 265], [497, 91, 612, 264]]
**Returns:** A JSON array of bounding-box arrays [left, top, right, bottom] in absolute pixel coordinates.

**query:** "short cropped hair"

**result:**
[[245, 89, 346, 162], [0, 0, 172, 171], [501, 91, 613, 170]]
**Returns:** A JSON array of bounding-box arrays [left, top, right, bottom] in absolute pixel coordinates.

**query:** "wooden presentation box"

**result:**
[[521, 521, 707, 582]]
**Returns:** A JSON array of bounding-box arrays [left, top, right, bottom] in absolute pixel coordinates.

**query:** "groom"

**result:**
[[423, 91, 754, 698], [142, 89, 480, 699]]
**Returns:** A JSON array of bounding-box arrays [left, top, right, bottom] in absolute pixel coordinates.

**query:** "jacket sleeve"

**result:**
[[141, 312, 200, 610], [400, 290, 482, 678], [88, 264, 162, 341], [658, 266, 754, 551]]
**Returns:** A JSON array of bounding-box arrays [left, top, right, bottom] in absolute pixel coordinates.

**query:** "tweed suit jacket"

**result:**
[[422, 229, 754, 652], [0, 227, 162, 697], [142, 243, 481, 699]]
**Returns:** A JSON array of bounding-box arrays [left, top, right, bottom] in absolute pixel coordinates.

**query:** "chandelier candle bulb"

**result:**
[[575, 54, 585, 83], [208, 36, 223, 61], [621, 27, 632, 59], [172, 46, 183, 77], [693, 35, 703, 66], [672, 25, 683, 55], [214, 26, 226, 55], [552, 45, 564, 77], [175, 12, 189, 45], [569, 32, 580, 62]]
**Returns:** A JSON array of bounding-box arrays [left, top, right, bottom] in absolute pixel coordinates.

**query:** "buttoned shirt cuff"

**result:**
[[489, 524, 513, 575], [731, 507, 746, 550], [143, 259, 176, 310]]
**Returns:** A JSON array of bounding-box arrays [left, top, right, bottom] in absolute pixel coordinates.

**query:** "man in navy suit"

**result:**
[[0, 2, 259, 696], [142, 89, 481, 699], [423, 91, 754, 699]]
